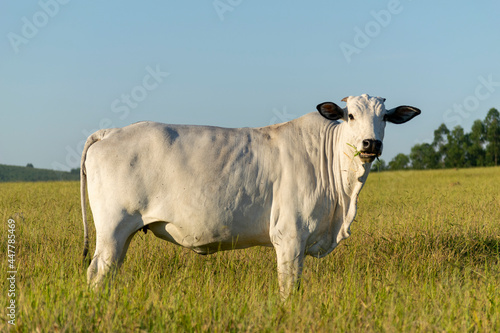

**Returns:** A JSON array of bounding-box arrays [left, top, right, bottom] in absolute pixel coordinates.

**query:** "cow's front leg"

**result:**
[[271, 231, 307, 299]]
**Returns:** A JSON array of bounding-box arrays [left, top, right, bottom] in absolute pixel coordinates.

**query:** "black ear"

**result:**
[[316, 102, 345, 121], [384, 106, 421, 124]]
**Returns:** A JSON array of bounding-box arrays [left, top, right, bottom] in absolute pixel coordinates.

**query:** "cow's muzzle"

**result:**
[[359, 139, 382, 163]]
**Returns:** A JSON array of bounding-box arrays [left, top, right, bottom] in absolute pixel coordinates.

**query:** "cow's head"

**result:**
[[316, 94, 420, 164]]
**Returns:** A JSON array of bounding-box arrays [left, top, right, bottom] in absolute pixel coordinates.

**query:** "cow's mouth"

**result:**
[[359, 152, 380, 163]]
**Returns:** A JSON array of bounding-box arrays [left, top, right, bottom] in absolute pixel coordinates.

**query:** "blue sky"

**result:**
[[1, 1, 500, 171]]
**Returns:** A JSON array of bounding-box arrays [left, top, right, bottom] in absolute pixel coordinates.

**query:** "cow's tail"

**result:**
[[81, 129, 108, 265]]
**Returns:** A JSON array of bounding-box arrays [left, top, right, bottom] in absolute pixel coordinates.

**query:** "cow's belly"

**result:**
[[138, 170, 273, 251], [146, 216, 272, 254]]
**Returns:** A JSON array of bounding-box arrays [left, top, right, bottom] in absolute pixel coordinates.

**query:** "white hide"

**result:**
[[81, 94, 420, 297]]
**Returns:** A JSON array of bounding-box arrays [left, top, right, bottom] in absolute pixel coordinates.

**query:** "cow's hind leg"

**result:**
[[87, 214, 141, 289]]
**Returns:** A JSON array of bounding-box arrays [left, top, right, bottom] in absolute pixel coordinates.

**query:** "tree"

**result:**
[[467, 119, 486, 167], [389, 153, 410, 170], [445, 126, 471, 168], [371, 158, 386, 172], [432, 123, 449, 168], [26, 163, 34, 168], [410, 143, 439, 169], [484, 108, 500, 166]]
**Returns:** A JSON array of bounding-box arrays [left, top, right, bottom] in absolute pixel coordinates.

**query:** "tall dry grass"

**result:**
[[1, 167, 499, 332]]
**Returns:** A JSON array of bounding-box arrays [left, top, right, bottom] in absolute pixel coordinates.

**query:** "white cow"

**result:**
[[81, 94, 420, 297]]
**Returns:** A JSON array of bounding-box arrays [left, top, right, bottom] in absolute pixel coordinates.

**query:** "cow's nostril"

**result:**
[[362, 140, 371, 149]]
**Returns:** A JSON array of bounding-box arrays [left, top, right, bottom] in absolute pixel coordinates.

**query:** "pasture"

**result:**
[[1, 167, 499, 332]]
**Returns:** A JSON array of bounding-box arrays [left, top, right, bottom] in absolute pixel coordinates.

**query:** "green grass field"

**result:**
[[1, 167, 500, 332]]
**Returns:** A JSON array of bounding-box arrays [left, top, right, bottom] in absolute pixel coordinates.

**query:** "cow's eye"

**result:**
[[348, 114, 354, 120]]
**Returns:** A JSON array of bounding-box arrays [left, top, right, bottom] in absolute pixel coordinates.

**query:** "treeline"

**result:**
[[0, 164, 80, 182], [374, 108, 500, 171]]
